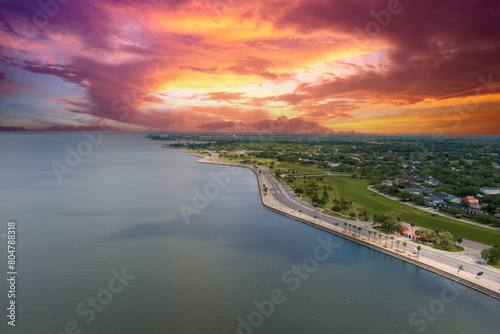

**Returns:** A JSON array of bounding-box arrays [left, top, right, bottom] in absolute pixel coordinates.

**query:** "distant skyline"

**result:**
[[0, 0, 499, 134]]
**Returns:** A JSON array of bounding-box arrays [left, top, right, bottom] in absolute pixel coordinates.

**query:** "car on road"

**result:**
[[298, 210, 302, 212], [413, 249, 418, 254], [314, 215, 317, 218]]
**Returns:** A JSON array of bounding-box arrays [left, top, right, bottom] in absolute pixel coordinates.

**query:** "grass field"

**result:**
[[247, 158, 500, 246]]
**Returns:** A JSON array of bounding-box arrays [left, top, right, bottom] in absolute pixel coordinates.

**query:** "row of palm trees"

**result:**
[[343, 222, 414, 254]]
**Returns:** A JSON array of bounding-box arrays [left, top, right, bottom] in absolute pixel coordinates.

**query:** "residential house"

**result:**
[[437, 202, 464, 211], [425, 178, 442, 186], [395, 178, 410, 185], [444, 195, 461, 203], [428, 191, 446, 199], [464, 196, 480, 208], [479, 187, 500, 195], [381, 180, 393, 186], [463, 208, 483, 219], [411, 175, 423, 181], [403, 187, 422, 196], [425, 195, 445, 207]]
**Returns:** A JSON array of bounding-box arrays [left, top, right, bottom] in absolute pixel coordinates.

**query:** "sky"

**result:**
[[0, 0, 499, 134]]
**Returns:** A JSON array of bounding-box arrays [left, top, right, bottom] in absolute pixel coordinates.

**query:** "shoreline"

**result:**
[[195, 155, 500, 300]]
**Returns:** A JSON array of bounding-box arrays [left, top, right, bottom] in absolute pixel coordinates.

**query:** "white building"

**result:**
[[480, 187, 500, 195]]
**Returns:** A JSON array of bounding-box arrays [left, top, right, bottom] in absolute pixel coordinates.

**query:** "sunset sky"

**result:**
[[0, 0, 499, 134]]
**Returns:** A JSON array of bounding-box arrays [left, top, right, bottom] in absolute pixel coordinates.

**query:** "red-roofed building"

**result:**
[[464, 196, 480, 208], [400, 226, 420, 240]]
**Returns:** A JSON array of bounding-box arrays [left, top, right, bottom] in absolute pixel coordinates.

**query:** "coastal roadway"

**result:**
[[256, 166, 500, 289], [195, 155, 500, 298]]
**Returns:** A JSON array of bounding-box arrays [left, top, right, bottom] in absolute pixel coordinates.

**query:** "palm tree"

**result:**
[[373, 232, 377, 242], [427, 231, 436, 245], [417, 246, 421, 259], [348, 223, 352, 232], [415, 230, 421, 242], [411, 223, 415, 231], [379, 234, 382, 244], [390, 236, 395, 248], [385, 236, 389, 247], [357, 227, 362, 237], [368, 231, 372, 240], [403, 242, 407, 253], [344, 222, 347, 231], [397, 240, 400, 251]]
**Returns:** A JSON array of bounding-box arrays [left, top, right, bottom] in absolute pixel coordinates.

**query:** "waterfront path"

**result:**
[[196, 154, 500, 299]]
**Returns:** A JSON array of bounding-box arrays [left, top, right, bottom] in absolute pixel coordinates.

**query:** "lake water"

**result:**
[[0, 133, 499, 334]]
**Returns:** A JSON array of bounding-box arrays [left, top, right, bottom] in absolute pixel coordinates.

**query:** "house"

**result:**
[[463, 208, 483, 219], [425, 195, 445, 207], [425, 178, 442, 186], [411, 175, 423, 181], [479, 187, 500, 195], [395, 178, 410, 185], [403, 187, 422, 196], [445, 195, 461, 203], [437, 202, 464, 211], [381, 180, 393, 186], [428, 191, 446, 199], [464, 196, 480, 208]]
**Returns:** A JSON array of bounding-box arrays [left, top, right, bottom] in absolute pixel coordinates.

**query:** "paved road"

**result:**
[[257, 167, 500, 285]]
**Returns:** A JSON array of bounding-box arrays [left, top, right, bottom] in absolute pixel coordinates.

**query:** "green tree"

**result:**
[[403, 242, 407, 253], [417, 246, 422, 259], [481, 246, 500, 264], [476, 213, 493, 225], [439, 231, 453, 250]]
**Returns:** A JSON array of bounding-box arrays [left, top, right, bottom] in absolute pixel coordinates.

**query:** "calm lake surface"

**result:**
[[0, 133, 499, 334]]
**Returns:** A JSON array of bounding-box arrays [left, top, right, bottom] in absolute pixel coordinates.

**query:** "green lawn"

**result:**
[[259, 159, 500, 246]]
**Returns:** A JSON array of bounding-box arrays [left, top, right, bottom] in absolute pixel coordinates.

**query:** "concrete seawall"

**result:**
[[197, 157, 500, 300]]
